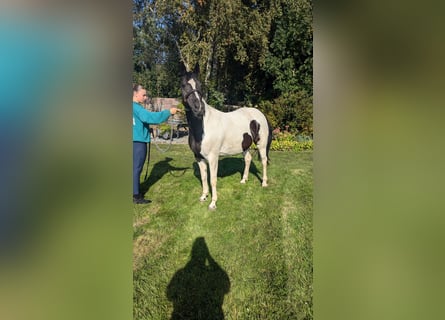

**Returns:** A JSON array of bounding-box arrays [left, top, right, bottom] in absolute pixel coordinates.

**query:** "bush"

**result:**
[[258, 91, 313, 136], [257, 99, 286, 130], [253, 130, 313, 152], [271, 140, 312, 152], [270, 132, 313, 152], [207, 87, 225, 110]]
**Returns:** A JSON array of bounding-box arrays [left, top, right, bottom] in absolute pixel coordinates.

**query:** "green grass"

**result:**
[[133, 144, 312, 320]]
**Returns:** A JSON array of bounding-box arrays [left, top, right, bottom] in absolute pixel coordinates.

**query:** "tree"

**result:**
[[132, 0, 313, 134], [263, 0, 313, 96], [259, 0, 313, 134]]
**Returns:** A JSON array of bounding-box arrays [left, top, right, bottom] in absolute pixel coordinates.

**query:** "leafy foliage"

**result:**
[[269, 130, 313, 151], [258, 90, 313, 135], [133, 0, 313, 134], [264, 0, 313, 96]]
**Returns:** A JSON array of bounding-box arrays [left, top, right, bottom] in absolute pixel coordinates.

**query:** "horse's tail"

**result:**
[[266, 119, 272, 164]]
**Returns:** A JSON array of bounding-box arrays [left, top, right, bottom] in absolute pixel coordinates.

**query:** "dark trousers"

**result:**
[[133, 142, 148, 196]]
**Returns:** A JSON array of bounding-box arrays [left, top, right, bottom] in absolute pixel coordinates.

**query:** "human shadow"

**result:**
[[166, 237, 230, 320], [140, 157, 189, 195], [193, 157, 262, 184]]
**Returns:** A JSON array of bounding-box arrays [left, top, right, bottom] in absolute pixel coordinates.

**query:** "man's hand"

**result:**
[[170, 107, 179, 115]]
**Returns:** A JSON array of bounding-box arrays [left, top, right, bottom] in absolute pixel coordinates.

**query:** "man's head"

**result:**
[[133, 84, 147, 104]]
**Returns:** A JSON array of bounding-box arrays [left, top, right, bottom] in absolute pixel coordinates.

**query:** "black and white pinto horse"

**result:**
[[181, 66, 272, 210]]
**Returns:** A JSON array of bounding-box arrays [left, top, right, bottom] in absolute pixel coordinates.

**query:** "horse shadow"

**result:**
[[166, 237, 230, 320], [193, 157, 262, 183], [140, 157, 189, 195]]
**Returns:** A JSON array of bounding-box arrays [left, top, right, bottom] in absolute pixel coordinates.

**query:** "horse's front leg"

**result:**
[[240, 151, 252, 183], [207, 155, 219, 210], [197, 159, 209, 201]]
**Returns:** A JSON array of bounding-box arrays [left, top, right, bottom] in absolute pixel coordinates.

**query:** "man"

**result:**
[[133, 84, 178, 204]]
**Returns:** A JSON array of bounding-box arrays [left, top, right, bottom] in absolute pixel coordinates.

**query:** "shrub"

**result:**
[[255, 130, 313, 152], [257, 91, 313, 136], [207, 87, 225, 110], [270, 139, 313, 152]]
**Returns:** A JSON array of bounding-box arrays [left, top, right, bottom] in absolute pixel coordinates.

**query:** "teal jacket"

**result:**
[[133, 102, 171, 143]]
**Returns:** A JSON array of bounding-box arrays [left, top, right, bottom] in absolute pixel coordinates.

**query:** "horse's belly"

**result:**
[[219, 144, 243, 156], [200, 141, 242, 158]]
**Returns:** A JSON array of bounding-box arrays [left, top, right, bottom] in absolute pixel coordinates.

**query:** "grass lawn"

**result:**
[[133, 144, 312, 320]]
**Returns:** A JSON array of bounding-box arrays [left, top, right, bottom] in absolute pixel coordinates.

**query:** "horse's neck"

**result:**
[[186, 101, 212, 132], [186, 101, 215, 122], [203, 100, 218, 114], [185, 108, 203, 130]]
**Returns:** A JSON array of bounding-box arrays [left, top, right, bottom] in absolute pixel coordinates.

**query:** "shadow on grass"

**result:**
[[167, 237, 230, 320], [140, 157, 189, 196], [193, 157, 262, 183]]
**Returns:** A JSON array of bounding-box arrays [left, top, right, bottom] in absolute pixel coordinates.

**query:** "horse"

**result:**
[[181, 65, 272, 210]]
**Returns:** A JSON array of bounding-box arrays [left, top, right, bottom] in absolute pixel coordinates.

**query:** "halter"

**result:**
[[183, 82, 205, 117], [184, 89, 202, 100]]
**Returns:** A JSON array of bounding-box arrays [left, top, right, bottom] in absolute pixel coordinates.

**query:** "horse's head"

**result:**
[[181, 64, 205, 118]]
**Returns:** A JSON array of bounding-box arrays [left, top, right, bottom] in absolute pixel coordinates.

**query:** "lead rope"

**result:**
[[151, 120, 174, 153], [150, 101, 175, 153], [144, 141, 151, 181]]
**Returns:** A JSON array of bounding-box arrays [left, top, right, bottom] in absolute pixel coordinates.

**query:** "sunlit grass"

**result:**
[[133, 144, 312, 319]]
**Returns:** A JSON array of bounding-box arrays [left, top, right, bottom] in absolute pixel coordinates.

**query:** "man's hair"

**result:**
[[133, 84, 143, 92]]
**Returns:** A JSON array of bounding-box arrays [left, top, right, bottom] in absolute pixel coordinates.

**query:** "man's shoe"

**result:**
[[133, 198, 152, 204], [133, 194, 152, 204]]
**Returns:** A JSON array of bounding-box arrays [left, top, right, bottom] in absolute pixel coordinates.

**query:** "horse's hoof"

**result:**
[[199, 195, 208, 202], [208, 203, 217, 210], [240, 179, 247, 184], [262, 182, 268, 187]]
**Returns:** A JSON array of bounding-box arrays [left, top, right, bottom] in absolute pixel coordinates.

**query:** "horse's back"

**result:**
[[200, 106, 270, 157], [240, 107, 266, 118], [226, 107, 267, 126]]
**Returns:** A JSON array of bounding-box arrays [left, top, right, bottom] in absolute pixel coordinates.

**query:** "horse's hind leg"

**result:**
[[197, 159, 209, 201], [241, 150, 252, 184], [259, 148, 268, 187]]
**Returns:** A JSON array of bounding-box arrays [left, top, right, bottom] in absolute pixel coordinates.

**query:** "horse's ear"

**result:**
[[193, 63, 200, 75]]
